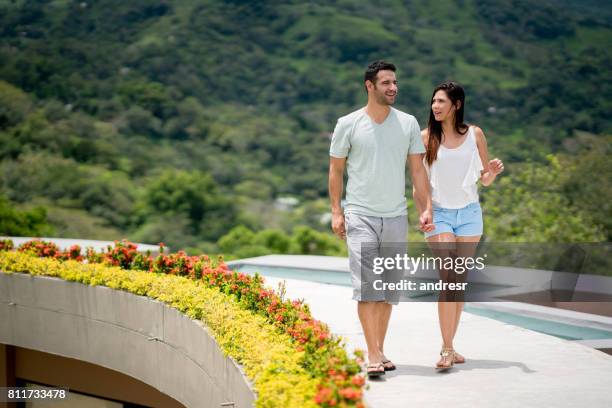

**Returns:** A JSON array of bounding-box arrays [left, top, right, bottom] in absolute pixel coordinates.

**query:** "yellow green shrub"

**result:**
[[0, 251, 318, 408]]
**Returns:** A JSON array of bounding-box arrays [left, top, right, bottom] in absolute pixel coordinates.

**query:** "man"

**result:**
[[328, 60, 433, 378]]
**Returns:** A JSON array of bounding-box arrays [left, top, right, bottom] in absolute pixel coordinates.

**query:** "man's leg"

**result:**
[[345, 213, 385, 374], [377, 214, 407, 366], [376, 302, 392, 355], [358, 301, 383, 364]]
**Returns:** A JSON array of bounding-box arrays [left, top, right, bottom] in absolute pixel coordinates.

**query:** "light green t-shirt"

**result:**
[[330, 107, 425, 217]]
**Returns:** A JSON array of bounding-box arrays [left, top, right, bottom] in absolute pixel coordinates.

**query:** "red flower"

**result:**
[[339, 387, 362, 400], [351, 375, 365, 386], [314, 387, 333, 404]]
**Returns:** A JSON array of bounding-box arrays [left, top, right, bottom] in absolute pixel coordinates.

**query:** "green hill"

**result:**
[[0, 0, 610, 251]]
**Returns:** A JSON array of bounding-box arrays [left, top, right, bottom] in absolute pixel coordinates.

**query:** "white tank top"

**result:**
[[424, 126, 483, 209]]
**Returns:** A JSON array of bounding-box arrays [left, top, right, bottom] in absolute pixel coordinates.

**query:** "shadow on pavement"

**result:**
[[387, 360, 536, 377]]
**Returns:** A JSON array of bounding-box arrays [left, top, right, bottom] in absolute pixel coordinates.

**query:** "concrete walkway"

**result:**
[[264, 276, 612, 408]]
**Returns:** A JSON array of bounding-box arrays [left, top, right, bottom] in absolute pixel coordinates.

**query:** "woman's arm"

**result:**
[[474, 126, 504, 186]]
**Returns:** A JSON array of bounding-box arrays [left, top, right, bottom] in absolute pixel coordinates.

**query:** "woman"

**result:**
[[418, 81, 504, 370]]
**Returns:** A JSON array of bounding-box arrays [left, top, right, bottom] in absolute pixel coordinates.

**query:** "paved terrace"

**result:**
[[231, 255, 612, 408]]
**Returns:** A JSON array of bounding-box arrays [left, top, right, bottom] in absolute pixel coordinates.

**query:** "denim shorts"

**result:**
[[425, 202, 483, 238]]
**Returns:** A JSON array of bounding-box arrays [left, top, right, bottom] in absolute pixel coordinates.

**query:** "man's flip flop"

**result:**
[[366, 363, 385, 378], [381, 359, 396, 371]]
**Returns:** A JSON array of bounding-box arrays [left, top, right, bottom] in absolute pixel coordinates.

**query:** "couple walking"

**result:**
[[328, 60, 504, 377]]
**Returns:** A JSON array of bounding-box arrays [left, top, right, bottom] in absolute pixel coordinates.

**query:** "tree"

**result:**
[[290, 225, 346, 256], [0, 195, 52, 236], [482, 155, 607, 242], [0, 80, 32, 130], [141, 169, 237, 241]]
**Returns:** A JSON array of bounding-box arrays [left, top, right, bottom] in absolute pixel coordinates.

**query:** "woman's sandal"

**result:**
[[366, 362, 386, 378], [453, 351, 465, 364], [436, 348, 455, 370], [381, 359, 396, 371], [441, 344, 465, 364]]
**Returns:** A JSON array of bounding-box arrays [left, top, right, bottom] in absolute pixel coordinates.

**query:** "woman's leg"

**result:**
[[452, 235, 481, 362], [427, 232, 456, 367]]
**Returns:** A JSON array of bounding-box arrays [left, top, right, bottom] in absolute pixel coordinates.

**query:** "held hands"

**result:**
[[331, 212, 346, 240], [419, 209, 435, 233], [489, 158, 504, 175], [333, 210, 433, 236]]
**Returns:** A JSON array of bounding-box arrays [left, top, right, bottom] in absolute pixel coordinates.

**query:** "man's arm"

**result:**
[[329, 156, 347, 240], [408, 154, 434, 232]]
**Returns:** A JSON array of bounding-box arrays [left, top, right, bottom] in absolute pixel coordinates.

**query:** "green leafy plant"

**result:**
[[1, 240, 366, 407]]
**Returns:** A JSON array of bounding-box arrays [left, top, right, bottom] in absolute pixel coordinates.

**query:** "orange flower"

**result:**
[[339, 387, 362, 400], [351, 375, 365, 386], [314, 387, 333, 404]]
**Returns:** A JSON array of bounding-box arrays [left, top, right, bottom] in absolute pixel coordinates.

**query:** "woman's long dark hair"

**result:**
[[425, 81, 469, 166]]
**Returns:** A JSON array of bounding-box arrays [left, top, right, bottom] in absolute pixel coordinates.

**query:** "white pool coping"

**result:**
[[230, 254, 351, 272]]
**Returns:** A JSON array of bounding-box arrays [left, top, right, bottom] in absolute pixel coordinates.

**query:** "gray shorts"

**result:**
[[345, 212, 408, 304]]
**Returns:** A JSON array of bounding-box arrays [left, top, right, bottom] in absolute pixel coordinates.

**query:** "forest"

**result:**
[[0, 0, 610, 258]]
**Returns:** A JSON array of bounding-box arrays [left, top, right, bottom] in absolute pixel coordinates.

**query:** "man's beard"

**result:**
[[374, 88, 396, 106]]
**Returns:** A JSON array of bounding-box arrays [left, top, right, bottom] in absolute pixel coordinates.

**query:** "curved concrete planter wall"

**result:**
[[0, 272, 256, 408]]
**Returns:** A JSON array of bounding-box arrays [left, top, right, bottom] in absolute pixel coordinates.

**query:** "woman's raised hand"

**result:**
[[489, 158, 504, 175]]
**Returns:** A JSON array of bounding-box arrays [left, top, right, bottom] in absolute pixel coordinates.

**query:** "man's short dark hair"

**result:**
[[364, 60, 396, 88]]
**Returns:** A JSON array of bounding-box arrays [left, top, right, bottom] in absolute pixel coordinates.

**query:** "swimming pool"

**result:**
[[463, 306, 612, 341], [232, 263, 612, 342]]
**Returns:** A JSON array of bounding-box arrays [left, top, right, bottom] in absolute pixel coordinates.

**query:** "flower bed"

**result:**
[[0, 239, 365, 408]]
